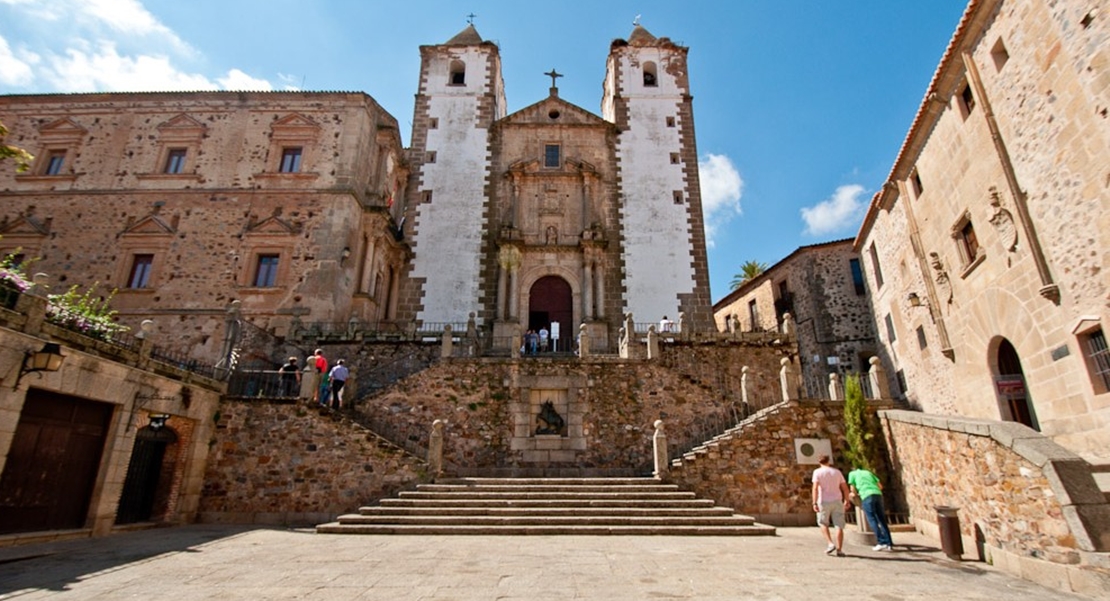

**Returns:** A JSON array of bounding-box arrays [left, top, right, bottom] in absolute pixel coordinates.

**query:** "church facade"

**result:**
[[397, 24, 713, 351], [0, 23, 713, 360]]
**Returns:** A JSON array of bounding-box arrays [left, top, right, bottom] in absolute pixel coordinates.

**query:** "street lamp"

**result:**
[[14, 342, 65, 388]]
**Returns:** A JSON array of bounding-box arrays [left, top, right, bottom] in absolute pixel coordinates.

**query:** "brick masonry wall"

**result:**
[[199, 400, 428, 525]]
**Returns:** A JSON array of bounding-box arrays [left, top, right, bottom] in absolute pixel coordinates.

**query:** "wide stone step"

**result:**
[[398, 491, 696, 500], [335, 514, 758, 527], [418, 483, 681, 493], [360, 506, 738, 517], [379, 498, 718, 509], [316, 523, 777, 536], [317, 477, 776, 537]]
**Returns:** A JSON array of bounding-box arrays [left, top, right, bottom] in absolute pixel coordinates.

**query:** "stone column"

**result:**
[[583, 260, 594, 321], [387, 265, 401, 320], [497, 266, 508, 319], [428, 419, 445, 478], [508, 270, 519, 320], [595, 267, 605, 320], [740, 366, 750, 408], [441, 325, 454, 358], [828, 373, 841, 401], [780, 357, 798, 401], [646, 325, 660, 360], [652, 420, 669, 479], [868, 356, 891, 400]]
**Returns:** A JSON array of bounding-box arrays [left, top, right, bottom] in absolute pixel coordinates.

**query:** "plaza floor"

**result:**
[[0, 525, 1101, 600]]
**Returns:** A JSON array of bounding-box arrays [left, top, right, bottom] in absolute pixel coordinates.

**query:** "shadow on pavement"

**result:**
[[0, 525, 264, 595]]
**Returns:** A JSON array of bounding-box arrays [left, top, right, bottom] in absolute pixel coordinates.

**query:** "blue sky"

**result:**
[[0, 0, 969, 301]]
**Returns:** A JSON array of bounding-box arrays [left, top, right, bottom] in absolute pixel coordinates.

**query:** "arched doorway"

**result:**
[[529, 276, 573, 351], [115, 425, 178, 524], [994, 339, 1039, 431]]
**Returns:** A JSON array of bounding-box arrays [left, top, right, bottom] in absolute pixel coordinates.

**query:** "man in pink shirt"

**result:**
[[811, 454, 852, 556]]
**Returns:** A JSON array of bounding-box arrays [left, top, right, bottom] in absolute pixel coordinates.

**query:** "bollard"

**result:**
[[935, 505, 964, 560]]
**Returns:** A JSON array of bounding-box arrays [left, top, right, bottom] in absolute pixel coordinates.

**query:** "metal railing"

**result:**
[[150, 344, 220, 379], [226, 370, 300, 399]]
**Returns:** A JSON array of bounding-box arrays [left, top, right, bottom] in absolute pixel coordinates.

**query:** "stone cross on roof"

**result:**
[[546, 68, 563, 93]]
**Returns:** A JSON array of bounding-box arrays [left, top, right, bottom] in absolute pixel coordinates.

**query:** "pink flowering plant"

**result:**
[[0, 251, 32, 292], [46, 283, 128, 339]]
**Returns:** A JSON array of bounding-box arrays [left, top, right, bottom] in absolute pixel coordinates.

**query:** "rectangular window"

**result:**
[[279, 147, 302, 173], [868, 243, 884, 289], [544, 144, 560, 168], [885, 313, 896, 342], [254, 254, 280, 287], [958, 220, 980, 264], [44, 150, 66, 175], [1081, 327, 1110, 393], [672, 191, 684, 204], [849, 258, 866, 295], [748, 300, 760, 332], [916, 325, 928, 350], [164, 148, 187, 174], [910, 170, 923, 198], [127, 254, 154, 289], [958, 83, 976, 118], [670, 153, 680, 165], [665, 116, 676, 127]]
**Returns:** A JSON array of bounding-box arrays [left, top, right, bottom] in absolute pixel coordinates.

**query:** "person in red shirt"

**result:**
[[311, 349, 328, 404]]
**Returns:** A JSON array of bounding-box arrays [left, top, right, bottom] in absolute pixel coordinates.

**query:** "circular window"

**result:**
[[548, 110, 561, 120]]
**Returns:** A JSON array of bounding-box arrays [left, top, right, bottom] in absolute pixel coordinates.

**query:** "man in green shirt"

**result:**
[[847, 467, 894, 551]]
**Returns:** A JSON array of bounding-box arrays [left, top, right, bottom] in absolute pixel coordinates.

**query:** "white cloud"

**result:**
[[0, 35, 36, 87], [698, 153, 744, 249], [2, 0, 271, 93], [800, 184, 868, 236], [218, 69, 274, 91], [79, 0, 193, 55], [43, 42, 218, 92]]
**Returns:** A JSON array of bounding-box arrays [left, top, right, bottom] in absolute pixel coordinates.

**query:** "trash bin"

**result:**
[[935, 505, 964, 560]]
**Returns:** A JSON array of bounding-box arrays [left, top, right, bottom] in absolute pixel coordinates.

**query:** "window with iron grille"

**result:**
[[1081, 327, 1110, 393]]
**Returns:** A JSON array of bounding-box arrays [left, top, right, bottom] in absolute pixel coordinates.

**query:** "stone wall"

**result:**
[[881, 410, 1110, 565], [666, 399, 892, 526], [713, 240, 884, 400], [198, 400, 428, 525], [352, 348, 798, 476], [853, 0, 1110, 462]]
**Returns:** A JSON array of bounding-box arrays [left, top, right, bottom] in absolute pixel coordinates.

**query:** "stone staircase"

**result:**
[[316, 477, 776, 535]]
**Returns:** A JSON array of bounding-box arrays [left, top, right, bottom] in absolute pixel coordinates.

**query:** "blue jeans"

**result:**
[[862, 494, 893, 546]]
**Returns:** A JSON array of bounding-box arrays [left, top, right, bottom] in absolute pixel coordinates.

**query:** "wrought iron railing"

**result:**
[[226, 370, 300, 399], [150, 343, 219, 379]]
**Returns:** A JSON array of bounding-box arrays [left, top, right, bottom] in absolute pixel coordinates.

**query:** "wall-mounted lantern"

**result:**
[[14, 342, 65, 388]]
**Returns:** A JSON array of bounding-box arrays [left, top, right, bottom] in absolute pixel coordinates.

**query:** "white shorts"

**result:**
[[817, 501, 846, 528]]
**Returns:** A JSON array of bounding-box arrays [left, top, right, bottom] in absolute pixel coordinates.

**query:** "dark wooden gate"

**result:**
[[115, 426, 177, 524], [0, 389, 114, 534]]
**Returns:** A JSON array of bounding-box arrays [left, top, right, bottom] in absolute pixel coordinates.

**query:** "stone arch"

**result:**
[[642, 61, 658, 87], [958, 286, 1053, 421], [986, 336, 1040, 430], [115, 424, 180, 525], [519, 265, 580, 344], [449, 60, 466, 85]]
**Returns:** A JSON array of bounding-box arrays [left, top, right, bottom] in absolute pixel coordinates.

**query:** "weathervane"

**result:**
[[544, 68, 563, 89], [633, 14, 641, 26], [466, 12, 477, 25]]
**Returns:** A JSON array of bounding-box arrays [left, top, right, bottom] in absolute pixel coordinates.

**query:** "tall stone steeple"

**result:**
[[397, 25, 507, 325], [602, 24, 714, 331]]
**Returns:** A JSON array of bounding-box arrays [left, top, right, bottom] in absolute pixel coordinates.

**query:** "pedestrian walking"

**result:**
[[848, 465, 895, 551], [812, 454, 852, 556], [329, 360, 349, 410]]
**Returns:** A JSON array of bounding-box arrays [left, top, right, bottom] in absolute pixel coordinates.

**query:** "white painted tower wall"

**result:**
[[609, 47, 698, 323], [409, 45, 502, 324]]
